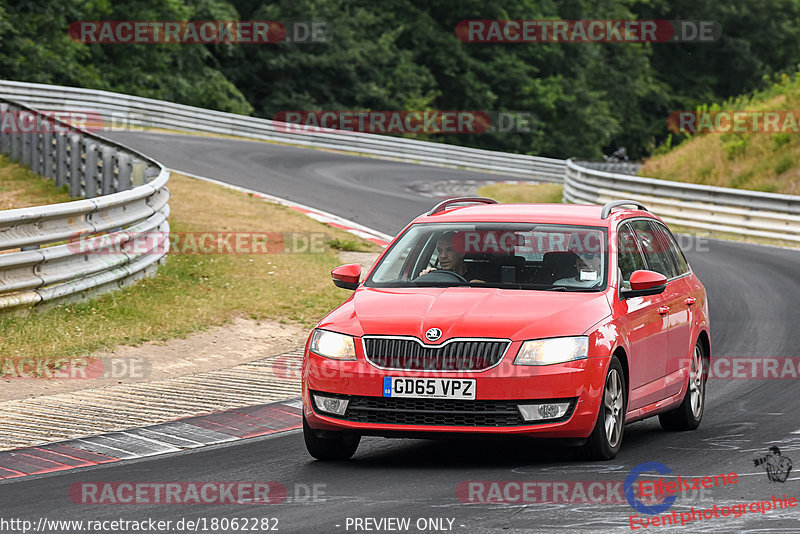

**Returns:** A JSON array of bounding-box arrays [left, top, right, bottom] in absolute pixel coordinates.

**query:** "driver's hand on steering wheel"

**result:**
[[419, 267, 437, 276]]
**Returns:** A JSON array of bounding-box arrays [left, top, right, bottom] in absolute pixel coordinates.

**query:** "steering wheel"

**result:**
[[416, 269, 469, 283]]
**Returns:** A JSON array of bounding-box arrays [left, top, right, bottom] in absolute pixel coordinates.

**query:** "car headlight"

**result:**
[[309, 329, 357, 360], [514, 336, 589, 366]]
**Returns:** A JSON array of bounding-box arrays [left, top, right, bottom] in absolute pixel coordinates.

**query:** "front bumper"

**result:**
[[303, 340, 610, 439]]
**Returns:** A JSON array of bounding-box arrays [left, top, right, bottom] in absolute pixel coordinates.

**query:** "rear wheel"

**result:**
[[303, 414, 360, 461], [583, 356, 626, 460], [659, 340, 706, 431]]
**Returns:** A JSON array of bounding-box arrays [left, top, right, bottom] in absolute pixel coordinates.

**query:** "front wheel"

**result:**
[[659, 340, 707, 431], [583, 356, 626, 460], [303, 414, 360, 461]]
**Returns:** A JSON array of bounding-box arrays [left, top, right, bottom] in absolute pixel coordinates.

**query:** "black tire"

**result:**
[[583, 355, 626, 461], [303, 414, 360, 461], [659, 340, 707, 431]]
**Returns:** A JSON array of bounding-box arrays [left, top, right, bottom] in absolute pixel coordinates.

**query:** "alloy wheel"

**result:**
[[604, 368, 624, 448]]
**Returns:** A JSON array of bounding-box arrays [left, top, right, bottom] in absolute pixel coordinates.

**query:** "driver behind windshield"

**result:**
[[418, 231, 483, 283]]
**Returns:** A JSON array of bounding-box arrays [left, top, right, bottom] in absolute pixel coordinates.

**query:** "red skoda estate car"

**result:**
[[302, 198, 710, 460]]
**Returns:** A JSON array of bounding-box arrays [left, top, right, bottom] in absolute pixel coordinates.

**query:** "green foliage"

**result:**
[[772, 133, 792, 150], [0, 0, 252, 114], [2, 1, 800, 160], [652, 134, 674, 156], [774, 155, 794, 174], [696, 165, 713, 183], [723, 136, 749, 160], [731, 170, 753, 188]]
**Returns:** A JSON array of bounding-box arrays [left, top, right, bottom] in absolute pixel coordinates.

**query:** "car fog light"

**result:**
[[314, 394, 349, 415], [518, 402, 570, 421]]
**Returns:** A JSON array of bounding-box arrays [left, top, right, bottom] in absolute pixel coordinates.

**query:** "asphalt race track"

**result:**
[[2, 132, 799, 533]]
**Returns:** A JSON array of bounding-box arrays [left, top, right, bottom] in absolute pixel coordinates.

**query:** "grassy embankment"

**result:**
[[640, 72, 800, 195], [0, 157, 378, 358], [476, 182, 564, 204]]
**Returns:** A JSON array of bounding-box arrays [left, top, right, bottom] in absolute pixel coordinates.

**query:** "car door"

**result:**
[[631, 220, 690, 402], [616, 221, 671, 411], [649, 222, 695, 397]]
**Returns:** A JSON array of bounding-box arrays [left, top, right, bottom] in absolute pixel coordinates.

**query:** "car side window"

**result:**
[[617, 223, 646, 285], [630, 220, 678, 279], [653, 222, 690, 276]]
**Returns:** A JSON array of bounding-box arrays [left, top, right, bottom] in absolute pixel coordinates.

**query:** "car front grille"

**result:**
[[363, 337, 509, 371], [311, 392, 576, 427]]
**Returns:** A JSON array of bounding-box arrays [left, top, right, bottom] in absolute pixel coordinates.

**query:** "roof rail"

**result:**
[[600, 200, 648, 219], [427, 197, 498, 216]]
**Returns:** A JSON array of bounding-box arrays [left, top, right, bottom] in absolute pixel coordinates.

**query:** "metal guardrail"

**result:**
[[0, 97, 170, 310], [0, 80, 565, 182], [575, 161, 642, 176], [565, 159, 800, 243]]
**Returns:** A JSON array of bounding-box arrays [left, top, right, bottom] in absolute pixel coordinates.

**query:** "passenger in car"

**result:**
[[419, 231, 485, 283], [553, 253, 602, 288]]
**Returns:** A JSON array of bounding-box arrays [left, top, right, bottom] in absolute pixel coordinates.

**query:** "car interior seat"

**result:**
[[535, 251, 580, 284]]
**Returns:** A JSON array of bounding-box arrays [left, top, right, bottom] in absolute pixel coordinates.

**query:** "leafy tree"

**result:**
[[2, 0, 800, 159]]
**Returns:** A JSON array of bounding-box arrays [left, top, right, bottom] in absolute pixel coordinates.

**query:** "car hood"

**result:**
[[319, 287, 612, 341]]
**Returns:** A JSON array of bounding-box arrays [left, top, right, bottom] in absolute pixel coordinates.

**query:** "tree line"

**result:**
[[1, 0, 799, 159]]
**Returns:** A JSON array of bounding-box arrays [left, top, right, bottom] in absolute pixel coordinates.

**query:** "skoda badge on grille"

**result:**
[[425, 328, 442, 341]]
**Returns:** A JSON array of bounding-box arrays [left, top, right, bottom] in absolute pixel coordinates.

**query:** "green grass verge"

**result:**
[[477, 182, 564, 204], [0, 156, 74, 210]]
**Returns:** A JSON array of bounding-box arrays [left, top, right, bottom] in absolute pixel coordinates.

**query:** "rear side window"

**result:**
[[630, 220, 678, 279], [617, 223, 645, 283], [652, 222, 690, 276]]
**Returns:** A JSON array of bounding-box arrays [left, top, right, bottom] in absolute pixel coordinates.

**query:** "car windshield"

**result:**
[[366, 223, 608, 291]]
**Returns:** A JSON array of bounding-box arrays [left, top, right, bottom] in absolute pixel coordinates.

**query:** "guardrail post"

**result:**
[[21, 127, 31, 167], [131, 159, 146, 187], [55, 132, 67, 187], [31, 132, 41, 175], [68, 133, 82, 198], [117, 153, 132, 190], [101, 146, 116, 195], [84, 140, 99, 198], [41, 131, 54, 180], [10, 128, 21, 162]]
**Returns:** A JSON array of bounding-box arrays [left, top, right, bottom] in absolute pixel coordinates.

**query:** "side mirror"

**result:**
[[620, 270, 667, 299], [331, 264, 362, 290]]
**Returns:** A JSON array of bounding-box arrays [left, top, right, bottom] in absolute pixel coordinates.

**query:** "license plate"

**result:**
[[383, 377, 476, 399]]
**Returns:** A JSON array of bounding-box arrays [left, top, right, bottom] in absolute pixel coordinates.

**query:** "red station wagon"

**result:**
[[302, 198, 710, 460]]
